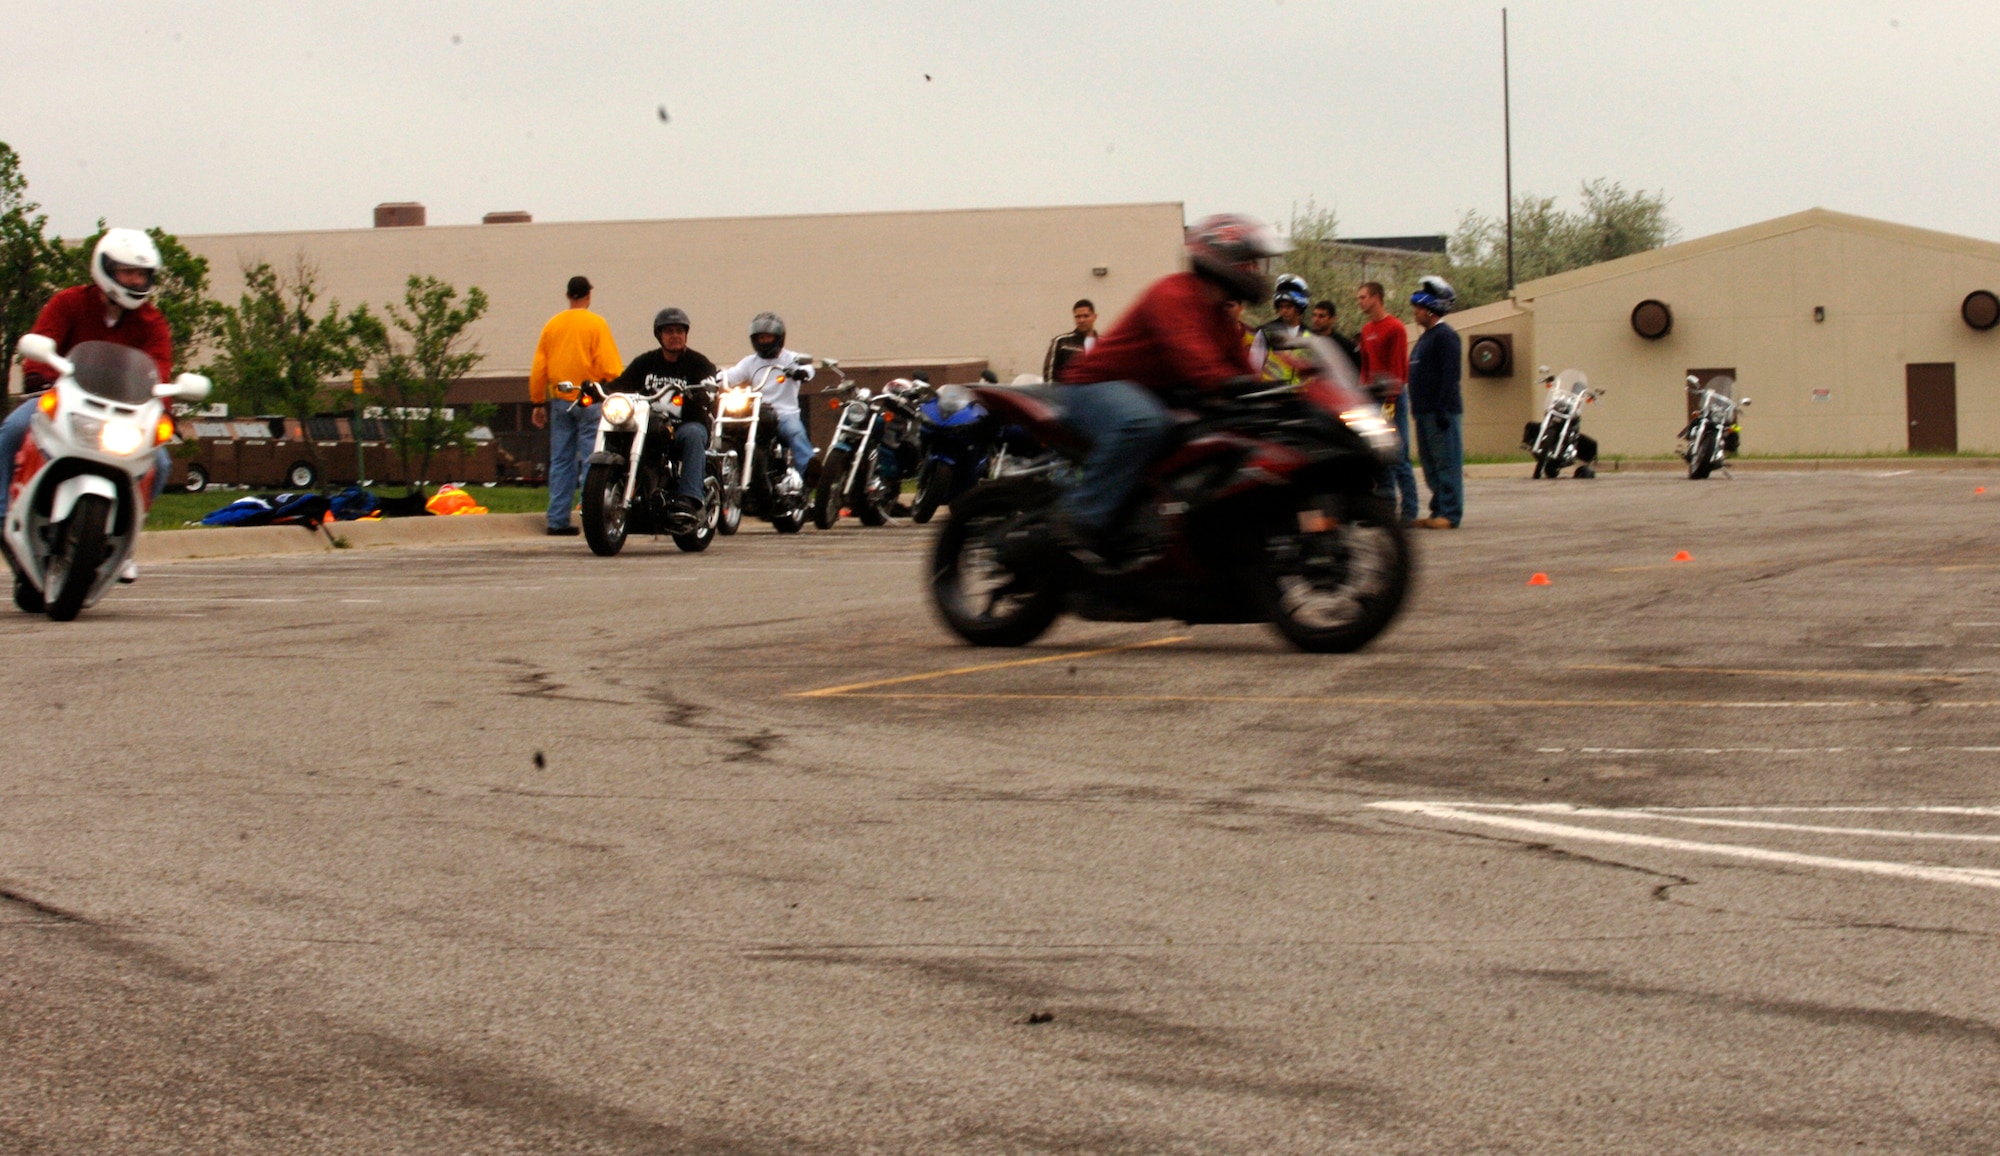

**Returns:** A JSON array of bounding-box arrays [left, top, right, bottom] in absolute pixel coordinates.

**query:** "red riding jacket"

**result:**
[[21, 285, 174, 391], [1059, 273, 1250, 395]]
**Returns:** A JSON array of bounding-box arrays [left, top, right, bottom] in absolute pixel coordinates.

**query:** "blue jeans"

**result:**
[[546, 399, 596, 529], [1375, 400, 1420, 522], [1413, 409, 1464, 526], [672, 421, 708, 501], [774, 411, 815, 474], [0, 397, 168, 522], [1055, 380, 1170, 537]]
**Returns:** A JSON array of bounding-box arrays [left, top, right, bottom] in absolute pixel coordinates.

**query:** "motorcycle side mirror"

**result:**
[[822, 358, 838, 370], [157, 373, 212, 403], [1686, 375, 1701, 388], [17, 333, 72, 378], [1739, 397, 1752, 407]]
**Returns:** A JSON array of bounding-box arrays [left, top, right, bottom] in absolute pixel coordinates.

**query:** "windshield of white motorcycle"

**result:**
[[65, 341, 160, 405]]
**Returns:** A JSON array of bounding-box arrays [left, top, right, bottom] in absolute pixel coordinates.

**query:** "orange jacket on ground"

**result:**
[[528, 308, 623, 403]]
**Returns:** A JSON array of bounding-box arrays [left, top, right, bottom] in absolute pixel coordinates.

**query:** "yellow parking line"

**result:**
[[791, 635, 1191, 699], [1568, 663, 1964, 685]]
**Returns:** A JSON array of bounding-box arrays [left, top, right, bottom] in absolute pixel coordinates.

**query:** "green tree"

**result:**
[[204, 256, 381, 476], [0, 142, 60, 380], [1260, 200, 1430, 335], [1446, 179, 1678, 310], [368, 275, 491, 493]]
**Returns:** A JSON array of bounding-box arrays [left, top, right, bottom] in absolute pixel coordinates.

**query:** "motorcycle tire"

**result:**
[[718, 488, 743, 536], [581, 463, 629, 556], [911, 460, 951, 525], [858, 450, 892, 527], [772, 506, 805, 534], [14, 574, 45, 614], [813, 447, 851, 530], [45, 494, 111, 622], [1540, 456, 1563, 479], [1254, 491, 1409, 654], [1689, 425, 1718, 480], [931, 479, 1064, 648], [673, 475, 720, 553]]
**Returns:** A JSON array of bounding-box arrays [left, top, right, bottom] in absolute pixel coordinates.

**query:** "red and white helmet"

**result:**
[[1186, 213, 1289, 302], [92, 227, 162, 311]]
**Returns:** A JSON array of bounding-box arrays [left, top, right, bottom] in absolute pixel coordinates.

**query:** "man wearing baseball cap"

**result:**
[[529, 275, 623, 535]]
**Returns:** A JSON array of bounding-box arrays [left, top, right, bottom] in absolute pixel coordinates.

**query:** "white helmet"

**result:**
[[92, 228, 162, 311]]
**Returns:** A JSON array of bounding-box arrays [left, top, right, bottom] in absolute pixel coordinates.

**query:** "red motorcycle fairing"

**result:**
[[9, 439, 46, 508], [1303, 377, 1373, 421], [968, 385, 1088, 453]]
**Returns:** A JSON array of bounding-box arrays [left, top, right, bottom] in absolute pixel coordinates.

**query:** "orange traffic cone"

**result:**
[[1528, 572, 1551, 586], [1672, 550, 1693, 562], [1977, 487, 1987, 495]]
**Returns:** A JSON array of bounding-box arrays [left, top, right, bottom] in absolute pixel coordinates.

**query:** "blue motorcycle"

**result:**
[[910, 384, 996, 524]]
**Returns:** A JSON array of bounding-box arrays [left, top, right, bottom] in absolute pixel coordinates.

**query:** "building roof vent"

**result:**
[[373, 202, 426, 228], [483, 211, 532, 225]]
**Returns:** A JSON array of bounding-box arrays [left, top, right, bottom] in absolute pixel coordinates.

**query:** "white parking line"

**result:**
[[1536, 746, 2000, 755], [1371, 801, 2000, 890]]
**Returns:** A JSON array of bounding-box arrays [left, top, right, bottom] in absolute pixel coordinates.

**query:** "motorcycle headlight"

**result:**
[[1339, 408, 1399, 457], [602, 395, 635, 427], [722, 388, 755, 416], [100, 419, 145, 455]]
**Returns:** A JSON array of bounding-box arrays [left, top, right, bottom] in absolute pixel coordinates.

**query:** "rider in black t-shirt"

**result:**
[[605, 307, 719, 521]]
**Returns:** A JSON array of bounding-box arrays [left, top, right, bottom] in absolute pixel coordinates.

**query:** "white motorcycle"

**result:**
[[5, 335, 211, 620], [578, 374, 724, 556], [1523, 367, 1604, 479]]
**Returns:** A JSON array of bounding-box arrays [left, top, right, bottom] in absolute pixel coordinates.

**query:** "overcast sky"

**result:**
[[4, 1, 1994, 246]]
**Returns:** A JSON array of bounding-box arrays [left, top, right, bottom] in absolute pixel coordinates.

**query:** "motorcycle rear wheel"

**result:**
[[1255, 492, 1409, 654], [813, 447, 851, 530], [932, 480, 1063, 648], [673, 474, 720, 553], [582, 464, 629, 556], [1689, 425, 1718, 480], [911, 460, 952, 524], [45, 494, 111, 622], [14, 574, 45, 614]]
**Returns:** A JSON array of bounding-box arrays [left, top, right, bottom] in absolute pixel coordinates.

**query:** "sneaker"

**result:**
[[546, 525, 581, 537], [117, 559, 139, 584], [1416, 517, 1455, 529]]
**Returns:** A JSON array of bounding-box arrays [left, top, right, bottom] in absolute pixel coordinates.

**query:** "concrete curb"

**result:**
[[139, 512, 551, 563], [1465, 458, 2000, 479]]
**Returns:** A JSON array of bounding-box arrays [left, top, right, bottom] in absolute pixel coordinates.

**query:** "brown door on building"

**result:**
[[1906, 363, 1958, 453]]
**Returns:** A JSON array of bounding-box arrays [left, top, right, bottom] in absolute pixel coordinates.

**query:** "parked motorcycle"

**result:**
[[578, 374, 723, 556], [1682, 374, 1748, 480], [713, 363, 809, 535], [813, 363, 919, 530], [912, 382, 1012, 524], [931, 335, 1411, 652], [4, 336, 210, 620], [1522, 367, 1604, 479]]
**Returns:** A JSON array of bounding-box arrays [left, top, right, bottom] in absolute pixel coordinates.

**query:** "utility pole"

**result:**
[[1503, 7, 1516, 293], [352, 367, 366, 487]]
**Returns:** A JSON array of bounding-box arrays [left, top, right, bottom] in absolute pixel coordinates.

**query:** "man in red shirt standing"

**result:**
[[1053, 213, 1284, 560], [2, 229, 175, 578], [1356, 281, 1417, 523]]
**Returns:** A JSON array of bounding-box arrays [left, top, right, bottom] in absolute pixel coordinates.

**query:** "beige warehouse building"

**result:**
[[1449, 209, 2000, 458], [177, 201, 1186, 411]]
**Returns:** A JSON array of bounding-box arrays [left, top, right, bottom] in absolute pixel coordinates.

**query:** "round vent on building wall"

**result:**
[[1630, 299, 1673, 340], [1467, 334, 1513, 377], [1962, 290, 2000, 331]]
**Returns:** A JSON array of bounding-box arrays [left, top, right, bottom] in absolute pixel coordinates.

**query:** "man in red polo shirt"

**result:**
[[2, 228, 175, 578], [1356, 280, 1416, 523]]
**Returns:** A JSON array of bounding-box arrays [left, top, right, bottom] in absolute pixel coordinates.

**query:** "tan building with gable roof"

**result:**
[[1446, 209, 2000, 458]]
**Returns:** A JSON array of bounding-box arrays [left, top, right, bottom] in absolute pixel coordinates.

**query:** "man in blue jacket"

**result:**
[[1406, 276, 1463, 529]]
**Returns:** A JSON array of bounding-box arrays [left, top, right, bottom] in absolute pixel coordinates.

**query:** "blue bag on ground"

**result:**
[[327, 486, 379, 521], [198, 492, 331, 528]]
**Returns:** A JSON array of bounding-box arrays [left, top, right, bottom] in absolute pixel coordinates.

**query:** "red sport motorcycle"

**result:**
[[930, 335, 1411, 652]]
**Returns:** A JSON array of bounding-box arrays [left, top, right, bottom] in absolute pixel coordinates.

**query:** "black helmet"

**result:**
[[653, 306, 690, 335], [1186, 213, 1290, 303], [750, 311, 786, 359]]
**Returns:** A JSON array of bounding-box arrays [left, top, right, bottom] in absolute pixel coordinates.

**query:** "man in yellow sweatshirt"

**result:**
[[529, 275, 624, 534]]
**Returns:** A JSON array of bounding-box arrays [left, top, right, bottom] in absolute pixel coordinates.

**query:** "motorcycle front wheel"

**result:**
[[813, 447, 851, 530], [45, 494, 112, 622], [1689, 425, 1718, 480], [581, 464, 629, 556], [931, 480, 1063, 648], [911, 460, 952, 524], [14, 573, 45, 614], [858, 449, 893, 527], [1254, 491, 1409, 654], [674, 474, 720, 553]]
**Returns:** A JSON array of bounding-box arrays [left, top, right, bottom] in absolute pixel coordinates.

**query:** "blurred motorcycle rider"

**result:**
[[723, 312, 816, 482], [1052, 213, 1284, 560], [604, 307, 717, 532], [1, 228, 174, 582]]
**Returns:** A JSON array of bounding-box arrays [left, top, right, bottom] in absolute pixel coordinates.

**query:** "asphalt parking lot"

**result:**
[[4, 469, 1999, 1153]]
